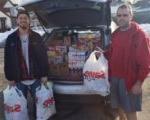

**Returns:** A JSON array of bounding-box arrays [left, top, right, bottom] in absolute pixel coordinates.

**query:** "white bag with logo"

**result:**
[[36, 82, 56, 120], [3, 86, 29, 120], [83, 50, 110, 96]]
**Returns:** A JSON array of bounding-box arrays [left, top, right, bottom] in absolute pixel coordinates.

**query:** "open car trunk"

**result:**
[[24, 0, 111, 28], [24, 0, 111, 92], [23, 1, 116, 120]]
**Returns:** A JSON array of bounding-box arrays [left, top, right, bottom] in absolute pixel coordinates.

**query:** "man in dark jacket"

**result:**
[[109, 4, 150, 120], [4, 9, 49, 113]]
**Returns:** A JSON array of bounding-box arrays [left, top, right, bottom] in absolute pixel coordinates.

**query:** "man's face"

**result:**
[[116, 8, 132, 29], [17, 14, 30, 30]]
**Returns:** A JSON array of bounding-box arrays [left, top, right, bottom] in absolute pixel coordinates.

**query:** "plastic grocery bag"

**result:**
[[3, 86, 29, 120], [36, 82, 56, 120], [83, 50, 110, 96]]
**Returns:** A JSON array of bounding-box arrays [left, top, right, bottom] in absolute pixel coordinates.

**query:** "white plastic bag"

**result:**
[[83, 50, 110, 96], [3, 86, 29, 120], [36, 82, 56, 120]]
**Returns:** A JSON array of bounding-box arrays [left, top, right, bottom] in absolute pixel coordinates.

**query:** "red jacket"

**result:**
[[109, 22, 150, 90]]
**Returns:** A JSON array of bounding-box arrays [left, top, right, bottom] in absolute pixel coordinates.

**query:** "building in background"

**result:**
[[0, 12, 8, 32], [0, 0, 19, 32], [0, 0, 10, 32]]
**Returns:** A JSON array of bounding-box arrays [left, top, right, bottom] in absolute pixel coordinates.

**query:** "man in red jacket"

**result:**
[[109, 4, 150, 120]]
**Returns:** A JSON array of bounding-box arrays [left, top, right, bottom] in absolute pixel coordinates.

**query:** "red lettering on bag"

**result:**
[[83, 71, 105, 79], [43, 97, 55, 108], [4, 104, 21, 113]]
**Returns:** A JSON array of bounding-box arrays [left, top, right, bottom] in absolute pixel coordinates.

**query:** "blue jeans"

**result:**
[[16, 80, 41, 98]]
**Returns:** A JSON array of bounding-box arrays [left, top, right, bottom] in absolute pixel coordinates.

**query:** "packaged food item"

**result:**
[[68, 51, 86, 69], [47, 30, 103, 83]]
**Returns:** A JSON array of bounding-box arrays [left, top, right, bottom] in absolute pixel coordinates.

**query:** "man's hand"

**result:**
[[131, 81, 142, 95], [8, 80, 16, 87], [41, 77, 48, 85]]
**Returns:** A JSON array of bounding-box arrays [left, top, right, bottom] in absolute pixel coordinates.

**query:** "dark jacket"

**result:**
[[4, 29, 49, 81]]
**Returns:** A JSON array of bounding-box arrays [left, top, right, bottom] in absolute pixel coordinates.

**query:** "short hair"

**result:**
[[117, 4, 133, 16], [17, 9, 30, 18]]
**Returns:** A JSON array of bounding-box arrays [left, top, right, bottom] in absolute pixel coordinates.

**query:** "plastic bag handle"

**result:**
[[15, 88, 23, 97], [95, 47, 104, 53], [88, 51, 97, 62], [89, 50, 104, 62], [7, 85, 23, 97], [40, 82, 50, 90]]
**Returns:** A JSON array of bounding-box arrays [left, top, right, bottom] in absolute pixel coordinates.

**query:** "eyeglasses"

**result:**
[[117, 14, 129, 17]]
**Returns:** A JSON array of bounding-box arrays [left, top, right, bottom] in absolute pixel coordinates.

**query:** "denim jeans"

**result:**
[[110, 77, 142, 112]]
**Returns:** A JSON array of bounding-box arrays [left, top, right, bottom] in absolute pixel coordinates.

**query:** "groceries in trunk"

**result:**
[[46, 29, 109, 90]]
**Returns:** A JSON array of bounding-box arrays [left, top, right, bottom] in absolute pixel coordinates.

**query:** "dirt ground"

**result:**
[[0, 48, 150, 120]]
